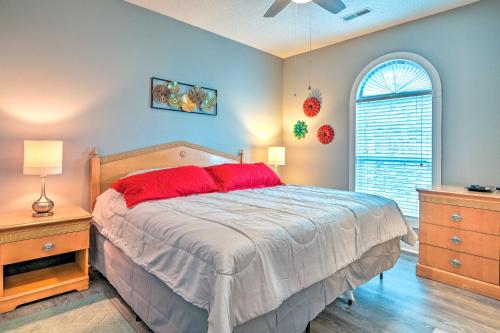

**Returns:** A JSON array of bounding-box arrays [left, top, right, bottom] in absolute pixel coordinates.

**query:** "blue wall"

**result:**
[[1, 0, 498, 213], [0, 0, 283, 211]]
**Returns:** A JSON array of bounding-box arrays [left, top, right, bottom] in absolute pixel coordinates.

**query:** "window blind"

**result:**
[[355, 94, 433, 217]]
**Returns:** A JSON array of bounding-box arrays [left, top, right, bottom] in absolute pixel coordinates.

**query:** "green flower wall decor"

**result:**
[[293, 120, 308, 140]]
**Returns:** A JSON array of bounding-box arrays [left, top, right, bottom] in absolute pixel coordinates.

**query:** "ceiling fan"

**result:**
[[264, 0, 346, 17]]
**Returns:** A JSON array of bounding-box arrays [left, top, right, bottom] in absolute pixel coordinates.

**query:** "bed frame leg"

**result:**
[[380, 272, 384, 280], [305, 322, 311, 333], [344, 289, 355, 305]]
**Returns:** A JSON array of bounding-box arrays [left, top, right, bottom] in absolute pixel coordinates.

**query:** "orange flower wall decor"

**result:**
[[317, 124, 334, 144], [303, 97, 321, 117]]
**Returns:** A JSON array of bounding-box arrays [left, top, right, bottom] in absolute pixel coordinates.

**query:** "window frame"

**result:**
[[349, 52, 442, 192]]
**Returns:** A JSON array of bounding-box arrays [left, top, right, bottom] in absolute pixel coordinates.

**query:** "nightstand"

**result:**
[[0, 206, 92, 313]]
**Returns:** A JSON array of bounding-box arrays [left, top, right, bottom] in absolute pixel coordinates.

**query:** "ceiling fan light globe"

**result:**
[[292, 0, 312, 3]]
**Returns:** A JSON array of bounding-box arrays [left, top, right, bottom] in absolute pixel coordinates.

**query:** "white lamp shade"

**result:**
[[23, 140, 63, 175], [268, 146, 286, 166]]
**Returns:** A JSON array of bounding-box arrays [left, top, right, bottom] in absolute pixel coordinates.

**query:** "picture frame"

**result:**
[[150, 77, 218, 116]]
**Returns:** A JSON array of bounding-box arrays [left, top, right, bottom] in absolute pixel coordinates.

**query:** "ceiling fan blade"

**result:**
[[312, 0, 346, 14], [264, 0, 291, 17]]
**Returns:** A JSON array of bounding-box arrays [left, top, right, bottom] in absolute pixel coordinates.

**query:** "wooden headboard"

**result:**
[[89, 141, 243, 210]]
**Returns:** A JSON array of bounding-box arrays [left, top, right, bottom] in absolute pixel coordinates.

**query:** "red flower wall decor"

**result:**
[[317, 125, 334, 144], [303, 97, 321, 117]]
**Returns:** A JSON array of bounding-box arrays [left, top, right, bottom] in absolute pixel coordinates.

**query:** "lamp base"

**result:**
[[32, 176, 55, 218], [32, 211, 54, 217]]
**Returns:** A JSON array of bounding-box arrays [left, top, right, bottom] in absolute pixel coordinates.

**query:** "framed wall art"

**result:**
[[150, 77, 217, 116]]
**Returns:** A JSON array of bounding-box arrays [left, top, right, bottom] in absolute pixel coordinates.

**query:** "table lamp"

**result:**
[[268, 146, 286, 173], [23, 140, 63, 217]]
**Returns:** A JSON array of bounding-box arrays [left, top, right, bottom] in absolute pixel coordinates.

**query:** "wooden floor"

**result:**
[[313, 253, 500, 333], [0, 253, 499, 332]]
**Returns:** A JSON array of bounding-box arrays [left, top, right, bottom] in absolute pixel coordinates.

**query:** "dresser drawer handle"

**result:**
[[449, 259, 461, 268], [450, 213, 462, 222], [449, 236, 462, 245], [42, 243, 55, 251]]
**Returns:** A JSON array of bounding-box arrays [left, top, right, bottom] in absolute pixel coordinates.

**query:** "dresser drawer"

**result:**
[[420, 223, 500, 260], [419, 244, 499, 285], [420, 202, 500, 235], [0, 231, 89, 265]]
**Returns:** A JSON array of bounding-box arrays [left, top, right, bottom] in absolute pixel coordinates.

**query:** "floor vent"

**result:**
[[342, 8, 372, 22]]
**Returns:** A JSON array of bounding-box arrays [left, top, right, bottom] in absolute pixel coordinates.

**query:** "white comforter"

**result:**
[[93, 185, 416, 333]]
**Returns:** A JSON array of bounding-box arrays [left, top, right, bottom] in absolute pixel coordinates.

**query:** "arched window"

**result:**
[[350, 53, 441, 218]]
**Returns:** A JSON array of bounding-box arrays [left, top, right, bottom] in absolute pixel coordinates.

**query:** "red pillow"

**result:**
[[205, 163, 284, 192], [112, 166, 218, 208]]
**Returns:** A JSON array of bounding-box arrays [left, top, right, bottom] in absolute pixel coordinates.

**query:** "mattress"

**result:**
[[91, 228, 401, 333], [93, 185, 416, 332]]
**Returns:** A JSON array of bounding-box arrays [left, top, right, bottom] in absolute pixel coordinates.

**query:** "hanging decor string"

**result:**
[[293, 3, 298, 97], [308, 4, 312, 91]]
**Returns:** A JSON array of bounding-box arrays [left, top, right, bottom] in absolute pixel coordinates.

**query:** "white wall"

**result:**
[[0, 0, 283, 212], [282, 0, 500, 189]]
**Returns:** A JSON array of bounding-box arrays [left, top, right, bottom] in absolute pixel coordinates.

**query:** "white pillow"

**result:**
[[122, 167, 172, 178]]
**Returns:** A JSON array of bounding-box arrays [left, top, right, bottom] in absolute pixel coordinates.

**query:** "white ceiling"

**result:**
[[125, 0, 479, 58]]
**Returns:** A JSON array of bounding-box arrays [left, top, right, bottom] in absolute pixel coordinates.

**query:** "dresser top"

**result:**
[[0, 206, 92, 232], [418, 186, 500, 199]]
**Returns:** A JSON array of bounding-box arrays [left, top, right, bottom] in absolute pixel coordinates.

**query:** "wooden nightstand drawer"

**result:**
[[420, 201, 500, 235], [420, 223, 500, 260], [0, 231, 89, 265], [419, 244, 499, 285]]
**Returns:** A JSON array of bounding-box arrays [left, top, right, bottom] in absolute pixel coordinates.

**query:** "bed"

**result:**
[[89, 141, 417, 333]]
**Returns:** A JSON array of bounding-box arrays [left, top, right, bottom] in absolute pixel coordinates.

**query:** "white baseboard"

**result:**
[[401, 247, 418, 256], [401, 240, 419, 255]]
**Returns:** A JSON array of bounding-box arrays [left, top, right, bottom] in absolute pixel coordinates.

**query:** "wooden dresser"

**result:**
[[416, 186, 500, 300]]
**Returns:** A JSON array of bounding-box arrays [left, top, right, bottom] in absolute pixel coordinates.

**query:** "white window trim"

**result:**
[[349, 52, 442, 191]]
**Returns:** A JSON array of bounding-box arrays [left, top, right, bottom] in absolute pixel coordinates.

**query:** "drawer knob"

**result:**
[[449, 236, 462, 245], [450, 213, 462, 222], [449, 259, 461, 268], [42, 242, 55, 251]]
